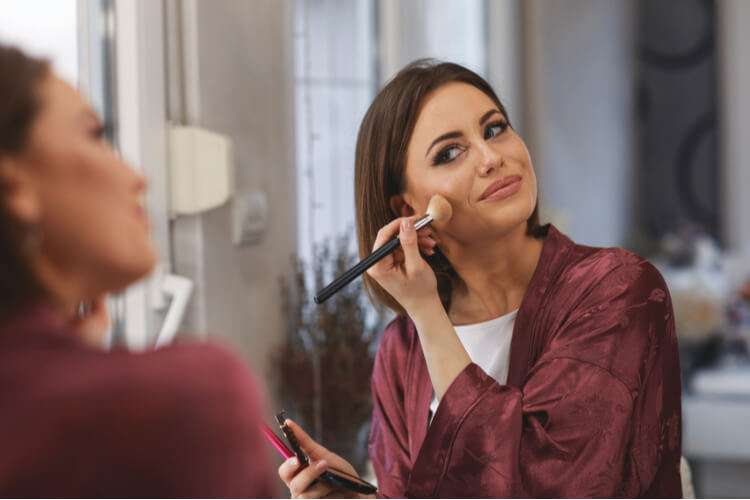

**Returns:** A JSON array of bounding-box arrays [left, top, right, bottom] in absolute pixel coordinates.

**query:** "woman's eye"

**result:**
[[433, 145, 462, 165], [484, 121, 508, 140]]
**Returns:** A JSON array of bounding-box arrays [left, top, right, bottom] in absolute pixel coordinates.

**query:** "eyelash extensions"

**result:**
[[432, 119, 509, 166]]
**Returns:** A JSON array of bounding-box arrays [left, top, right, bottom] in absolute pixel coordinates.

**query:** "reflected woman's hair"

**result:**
[[354, 59, 541, 316], [0, 46, 49, 319]]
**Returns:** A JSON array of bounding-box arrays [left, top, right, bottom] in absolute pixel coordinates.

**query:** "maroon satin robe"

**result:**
[[368, 225, 682, 498], [0, 304, 275, 498]]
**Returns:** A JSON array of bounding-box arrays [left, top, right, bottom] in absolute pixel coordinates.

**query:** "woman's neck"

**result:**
[[29, 252, 85, 314], [444, 224, 545, 325]]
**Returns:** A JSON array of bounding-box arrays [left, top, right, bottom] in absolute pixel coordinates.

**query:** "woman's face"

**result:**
[[399, 82, 537, 245], [6, 74, 156, 297]]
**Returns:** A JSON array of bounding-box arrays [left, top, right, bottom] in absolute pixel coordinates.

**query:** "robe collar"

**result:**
[[507, 224, 574, 387]]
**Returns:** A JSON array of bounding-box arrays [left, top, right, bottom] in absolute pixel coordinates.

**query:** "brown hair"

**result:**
[[355, 59, 541, 317], [0, 44, 50, 319]]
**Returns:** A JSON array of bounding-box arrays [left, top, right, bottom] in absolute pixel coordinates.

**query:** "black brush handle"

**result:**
[[314, 236, 401, 304]]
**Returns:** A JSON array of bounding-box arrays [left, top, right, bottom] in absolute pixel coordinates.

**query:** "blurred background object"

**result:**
[[273, 233, 384, 475], [1, 0, 749, 496]]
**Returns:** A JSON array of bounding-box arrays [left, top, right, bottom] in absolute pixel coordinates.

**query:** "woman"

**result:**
[[279, 60, 682, 498], [0, 45, 274, 497]]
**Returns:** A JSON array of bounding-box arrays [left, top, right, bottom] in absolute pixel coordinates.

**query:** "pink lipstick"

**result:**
[[479, 175, 522, 202]]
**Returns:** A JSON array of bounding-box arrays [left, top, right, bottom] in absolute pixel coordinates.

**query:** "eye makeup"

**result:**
[[484, 120, 508, 139], [433, 143, 465, 165], [431, 119, 509, 166]]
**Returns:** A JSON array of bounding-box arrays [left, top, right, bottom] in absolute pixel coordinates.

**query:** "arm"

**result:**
[[408, 358, 637, 497], [411, 296, 471, 401], [366, 217, 470, 401], [366, 320, 413, 498]]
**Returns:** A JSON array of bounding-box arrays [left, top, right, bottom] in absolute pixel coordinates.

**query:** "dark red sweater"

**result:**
[[0, 304, 275, 498]]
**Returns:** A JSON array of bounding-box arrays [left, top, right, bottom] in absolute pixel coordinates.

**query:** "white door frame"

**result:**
[[78, 0, 173, 349]]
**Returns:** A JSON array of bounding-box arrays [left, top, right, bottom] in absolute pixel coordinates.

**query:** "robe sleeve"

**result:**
[[371, 261, 680, 498], [368, 321, 415, 498]]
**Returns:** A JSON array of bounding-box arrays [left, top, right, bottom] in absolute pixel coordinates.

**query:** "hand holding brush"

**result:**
[[314, 195, 453, 304]]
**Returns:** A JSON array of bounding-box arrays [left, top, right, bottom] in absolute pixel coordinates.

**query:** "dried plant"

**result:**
[[272, 233, 384, 472]]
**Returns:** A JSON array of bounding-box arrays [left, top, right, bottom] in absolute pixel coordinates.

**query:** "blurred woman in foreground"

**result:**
[[0, 44, 274, 497]]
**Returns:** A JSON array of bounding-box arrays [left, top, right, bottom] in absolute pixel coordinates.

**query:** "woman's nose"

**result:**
[[476, 143, 504, 177]]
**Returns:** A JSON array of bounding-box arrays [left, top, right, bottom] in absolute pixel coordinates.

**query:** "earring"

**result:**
[[23, 225, 42, 255]]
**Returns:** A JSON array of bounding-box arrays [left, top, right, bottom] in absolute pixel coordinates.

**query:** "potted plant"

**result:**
[[272, 234, 385, 473]]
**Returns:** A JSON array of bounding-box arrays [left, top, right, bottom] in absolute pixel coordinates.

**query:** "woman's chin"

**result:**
[[138, 244, 159, 279], [478, 209, 533, 235], [105, 244, 159, 292]]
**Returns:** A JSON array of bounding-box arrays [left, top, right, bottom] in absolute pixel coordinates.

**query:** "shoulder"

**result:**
[[557, 242, 670, 307], [0, 339, 269, 491], [21, 340, 266, 436], [535, 226, 669, 309], [543, 245, 675, 389], [106, 341, 264, 419]]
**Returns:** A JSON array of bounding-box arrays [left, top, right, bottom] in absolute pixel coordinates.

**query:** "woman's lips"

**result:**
[[479, 175, 522, 202]]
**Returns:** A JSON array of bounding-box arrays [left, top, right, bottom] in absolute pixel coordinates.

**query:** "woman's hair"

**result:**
[[0, 45, 50, 319], [355, 59, 541, 316]]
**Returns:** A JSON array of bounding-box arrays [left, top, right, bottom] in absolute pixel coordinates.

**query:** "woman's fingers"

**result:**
[[289, 459, 328, 498], [372, 216, 433, 252], [278, 457, 300, 485], [296, 480, 338, 499], [398, 218, 423, 271], [371, 240, 435, 278], [285, 420, 328, 460], [371, 217, 409, 251], [369, 216, 437, 279], [418, 235, 437, 255], [390, 237, 434, 264]]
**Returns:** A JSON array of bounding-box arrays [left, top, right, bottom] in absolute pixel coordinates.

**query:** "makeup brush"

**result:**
[[314, 194, 453, 304]]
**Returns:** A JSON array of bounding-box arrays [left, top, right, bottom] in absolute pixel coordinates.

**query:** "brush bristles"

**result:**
[[426, 195, 453, 223]]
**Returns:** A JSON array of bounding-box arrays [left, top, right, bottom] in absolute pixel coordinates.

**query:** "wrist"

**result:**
[[407, 295, 446, 328]]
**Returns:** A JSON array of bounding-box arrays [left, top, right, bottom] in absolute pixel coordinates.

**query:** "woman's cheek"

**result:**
[[527, 183, 537, 210]]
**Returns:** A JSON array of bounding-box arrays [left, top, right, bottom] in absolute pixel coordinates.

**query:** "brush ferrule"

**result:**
[[414, 214, 433, 231]]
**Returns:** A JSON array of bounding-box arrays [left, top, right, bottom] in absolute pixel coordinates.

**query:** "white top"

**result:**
[[428, 309, 518, 423]]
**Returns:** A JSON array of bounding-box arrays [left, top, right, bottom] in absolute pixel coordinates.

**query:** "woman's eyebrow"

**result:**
[[424, 109, 503, 158], [479, 109, 500, 126], [425, 131, 462, 158]]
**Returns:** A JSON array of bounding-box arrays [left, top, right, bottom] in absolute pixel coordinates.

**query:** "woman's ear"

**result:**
[[0, 158, 43, 225], [389, 194, 415, 218]]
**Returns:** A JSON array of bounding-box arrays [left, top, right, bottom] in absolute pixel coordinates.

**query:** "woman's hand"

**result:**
[[366, 216, 440, 315], [278, 420, 373, 499], [368, 218, 472, 400]]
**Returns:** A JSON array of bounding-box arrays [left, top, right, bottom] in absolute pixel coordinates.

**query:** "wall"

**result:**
[[168, 0, 297, 382], [718, 0, 750, 255], [378, 0, 487, 84], [523, 0, 636, 247], [294, 0, 375, 263]]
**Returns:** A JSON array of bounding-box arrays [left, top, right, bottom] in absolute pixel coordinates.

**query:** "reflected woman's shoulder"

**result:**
[[84, 340, 264, 417]]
